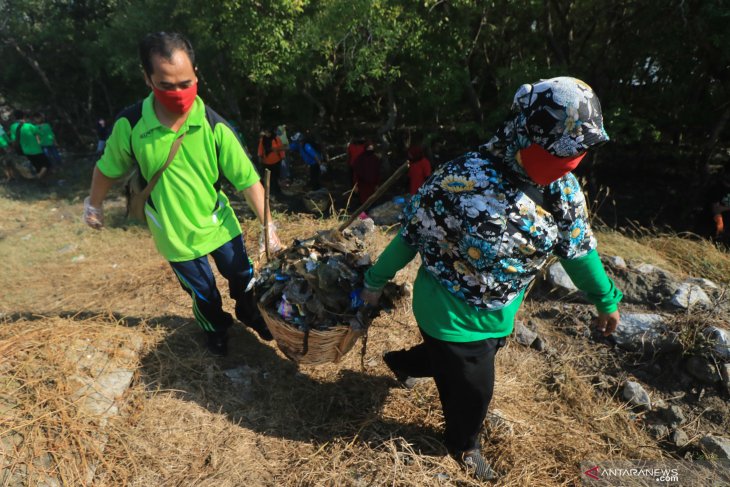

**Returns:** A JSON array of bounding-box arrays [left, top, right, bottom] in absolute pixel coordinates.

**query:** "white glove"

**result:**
[[259, 222, 283, 255], [83, 197, 104, 229]]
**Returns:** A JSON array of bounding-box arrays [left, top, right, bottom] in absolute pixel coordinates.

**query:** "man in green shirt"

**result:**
[[35, 113, 62, 167], [0, 122, 13, 181], [9, 110, 49, 178], [83, 32, 282, 356]]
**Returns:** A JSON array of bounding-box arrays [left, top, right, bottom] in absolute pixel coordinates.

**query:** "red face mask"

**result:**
[[518, 143, 586, 185], [152, 82, 197, 114]]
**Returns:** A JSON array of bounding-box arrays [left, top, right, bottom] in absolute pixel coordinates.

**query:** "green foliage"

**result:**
[[0, 0, 728, 159]]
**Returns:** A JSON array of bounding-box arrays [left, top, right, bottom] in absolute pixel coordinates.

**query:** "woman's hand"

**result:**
[[360, 287, 382, 307], [594, 310, 620, 336]]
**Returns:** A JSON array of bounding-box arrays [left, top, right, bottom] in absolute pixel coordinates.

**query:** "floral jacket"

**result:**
[[400, 152, 595, 310]]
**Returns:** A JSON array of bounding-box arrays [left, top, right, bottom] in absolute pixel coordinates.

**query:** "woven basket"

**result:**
[[258, 303, 365, 365]]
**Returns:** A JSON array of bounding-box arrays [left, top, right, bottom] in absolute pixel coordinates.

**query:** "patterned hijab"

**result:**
[[398, 76, 608, 310], [481, 76, 609, 181]]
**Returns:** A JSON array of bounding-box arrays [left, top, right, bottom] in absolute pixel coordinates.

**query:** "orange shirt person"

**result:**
[[257, 128, 285, 194]]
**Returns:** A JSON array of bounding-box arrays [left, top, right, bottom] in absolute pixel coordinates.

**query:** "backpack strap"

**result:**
[[138, 132, 186, 201], [13, 123, 24, 154], [123, 101, 235, 199]]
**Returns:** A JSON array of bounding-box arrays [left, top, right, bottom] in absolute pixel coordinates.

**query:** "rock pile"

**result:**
[[531, 253, 730, 460]]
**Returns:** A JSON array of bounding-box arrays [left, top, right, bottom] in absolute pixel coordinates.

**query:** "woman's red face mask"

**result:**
[[518, 144, 586, 185]]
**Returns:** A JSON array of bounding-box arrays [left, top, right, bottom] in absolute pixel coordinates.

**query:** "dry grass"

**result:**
[[1, 177, 717, 486], [595, 227, 730, 285]]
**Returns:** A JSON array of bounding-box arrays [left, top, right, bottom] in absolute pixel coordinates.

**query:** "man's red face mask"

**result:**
[[152, 82, 197, 114], [518, 143, 586, 185]]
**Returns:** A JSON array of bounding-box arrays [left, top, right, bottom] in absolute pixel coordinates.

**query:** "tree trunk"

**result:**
[[5, 38, 84, 146], [303, 88, 327, 123], [377, 85, 398, 173], [464, 68, 484, 125], [543, 0, 569, 66], [98, 79, 114, 119], [699, 102, 730, 177]]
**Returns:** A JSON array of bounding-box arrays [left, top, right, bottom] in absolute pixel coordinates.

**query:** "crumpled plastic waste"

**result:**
[[277, 294, 294, 320]]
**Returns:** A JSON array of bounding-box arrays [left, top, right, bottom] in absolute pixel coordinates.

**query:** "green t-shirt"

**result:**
[[0, 126, 8, 149], [96, 94, 260, 262], [38, 123, 55, 147], [365, 234, 621, 342], [9, 122, 42, 155]]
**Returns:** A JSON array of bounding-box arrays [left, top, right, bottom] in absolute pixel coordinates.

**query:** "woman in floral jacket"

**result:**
[[362, 77, 622, 481]]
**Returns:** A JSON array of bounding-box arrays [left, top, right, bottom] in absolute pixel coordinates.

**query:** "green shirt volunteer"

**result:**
[[0, 125, 8, 149], [9, 122, 43, 155], [97, 93, 260, 262], [38, 123, 56, 147]]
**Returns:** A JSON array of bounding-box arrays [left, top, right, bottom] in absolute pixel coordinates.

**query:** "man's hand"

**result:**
[[259, 222, 283, 255], [594, 310, 620, 337], [83, 196, 104, 229]]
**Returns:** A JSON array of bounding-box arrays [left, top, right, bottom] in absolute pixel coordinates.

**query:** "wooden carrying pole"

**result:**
[[337, 161, 410, 232], [263, 169, 271, 261]]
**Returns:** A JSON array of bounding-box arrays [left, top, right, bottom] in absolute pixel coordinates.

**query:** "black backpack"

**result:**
[[13, 123, 24, 155]]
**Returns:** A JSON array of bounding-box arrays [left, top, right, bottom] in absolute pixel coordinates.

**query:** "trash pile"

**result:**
[[255, 226, 404, 331], [367, 196, 407, 225]]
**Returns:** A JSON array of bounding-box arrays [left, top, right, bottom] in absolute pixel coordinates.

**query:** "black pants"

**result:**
[[308, 163, 321, 190], [385, 329, 506, 455], [169, 235, 253, 333], [26, 153, 50, 173], [265, 161, 282, 194]]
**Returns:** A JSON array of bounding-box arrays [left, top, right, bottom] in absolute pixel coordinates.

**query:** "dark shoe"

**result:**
[[457, 449, 497, 481], [383, 351, 427, 389], [206, 330, 228, 357]]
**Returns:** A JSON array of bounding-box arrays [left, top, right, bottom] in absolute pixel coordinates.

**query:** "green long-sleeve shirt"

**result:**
[[365, 234, 622, 342]]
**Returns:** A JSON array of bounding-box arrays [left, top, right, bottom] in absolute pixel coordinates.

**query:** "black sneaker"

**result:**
[[383, 351, 427, 389], [206, 331, 228, 357], [457, 449, 497, 481]]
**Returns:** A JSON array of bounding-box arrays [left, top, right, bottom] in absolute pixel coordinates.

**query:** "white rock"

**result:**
[[223, 365, 256, 386], [513, 320, 537, 347], [671, 430, 689, 447], [685, 277, 719, 290], [613, 313, 667, 351], [606, 255, 627, 268], [670, 283, 712, 309], [699, 435, 730, 460], [633, 263, 673, 278], [546, 262, 577, 292], [703, 326, 730, 360], [623, 381, 651, 409]]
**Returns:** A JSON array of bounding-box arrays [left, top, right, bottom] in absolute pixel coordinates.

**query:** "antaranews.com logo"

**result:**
[[580, 460, 730, 486]]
